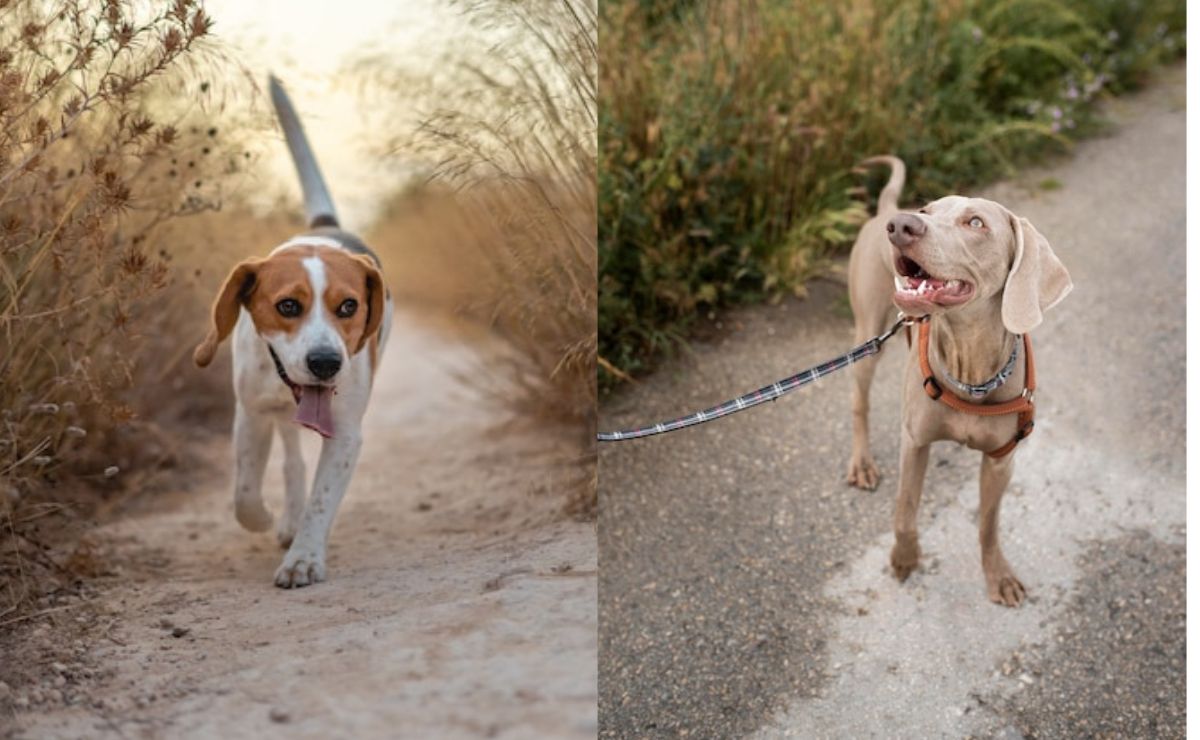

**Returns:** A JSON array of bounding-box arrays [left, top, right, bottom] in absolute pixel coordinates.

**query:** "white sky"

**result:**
[[203, 0, 463, 227]]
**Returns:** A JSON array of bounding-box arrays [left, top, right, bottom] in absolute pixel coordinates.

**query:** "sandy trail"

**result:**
[[6, 311, 597, 739]]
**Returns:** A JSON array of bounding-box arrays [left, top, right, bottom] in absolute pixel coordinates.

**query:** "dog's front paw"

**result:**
[[984, 558, 1026, 607], [890, 535, 920, 582], [846, 453, 880, 490], [274, 547, 326, 589]]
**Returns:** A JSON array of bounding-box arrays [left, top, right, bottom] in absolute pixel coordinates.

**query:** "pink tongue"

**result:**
[[294, 386, 334, 438]]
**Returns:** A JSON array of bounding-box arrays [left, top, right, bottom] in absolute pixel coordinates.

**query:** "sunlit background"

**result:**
[[1, 0, 597, 534], [204, 0, 464, 227]]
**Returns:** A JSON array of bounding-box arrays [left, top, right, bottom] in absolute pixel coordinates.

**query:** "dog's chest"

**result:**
[[940, 409, 1017, 452], [904, 379, 1024, 453]]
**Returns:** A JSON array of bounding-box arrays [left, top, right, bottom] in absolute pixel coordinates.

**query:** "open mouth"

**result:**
[[892, 255, 973, 310], [268, 345, 336, 439]]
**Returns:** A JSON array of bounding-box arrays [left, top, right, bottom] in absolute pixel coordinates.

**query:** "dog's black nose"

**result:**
[[886, 213, 926, 248], [306, 350, 342, 381]]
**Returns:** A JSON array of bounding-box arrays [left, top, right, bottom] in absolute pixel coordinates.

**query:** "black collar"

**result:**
[[267, 344, 301, 402]]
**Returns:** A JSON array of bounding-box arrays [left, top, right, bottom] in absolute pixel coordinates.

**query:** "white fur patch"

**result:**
[[270, 235, 345, 255], [261, 254, 348, 385]]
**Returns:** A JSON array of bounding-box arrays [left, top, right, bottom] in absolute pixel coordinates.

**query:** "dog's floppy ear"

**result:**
[[353, 255, 386, 354], [1001, 214, 1072, 334], [194, 259, 262, 367]]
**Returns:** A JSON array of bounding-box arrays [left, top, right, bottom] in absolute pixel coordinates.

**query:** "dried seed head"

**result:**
[[33, 456, 53, 466], [103, 466, 120, 478], [162, 27, 182, 54], [190, 9, 211, 38], [65, 426, 87, 438], [120, 249, 148, 275], [29, 402, 60, 415], [37, 70, 58, 92], [130, 116, 153, 138]]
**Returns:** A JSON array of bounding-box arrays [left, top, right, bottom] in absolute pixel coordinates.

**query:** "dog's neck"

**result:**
[[928, 297, 1017, 387]]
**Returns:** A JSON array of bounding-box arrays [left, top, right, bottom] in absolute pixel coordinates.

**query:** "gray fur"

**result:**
[[269, 75, 339, 229]]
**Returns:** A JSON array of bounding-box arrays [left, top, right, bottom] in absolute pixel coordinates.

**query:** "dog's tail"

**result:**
[[860, 155, 905, 214], [268, 75, 339, 229]]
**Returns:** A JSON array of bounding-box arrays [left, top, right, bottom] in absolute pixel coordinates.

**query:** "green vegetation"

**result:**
[[599, 0, 1184, 385]]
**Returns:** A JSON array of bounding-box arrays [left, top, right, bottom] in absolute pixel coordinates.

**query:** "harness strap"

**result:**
[[917, 319, 1036, 459]]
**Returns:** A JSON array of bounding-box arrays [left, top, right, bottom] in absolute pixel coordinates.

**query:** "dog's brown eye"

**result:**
[[968, 216, 985, 228], [276, 299, 302, 318], [336, 299, 358, 318]]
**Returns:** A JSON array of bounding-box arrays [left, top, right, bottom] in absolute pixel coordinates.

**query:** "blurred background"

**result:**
[[598, 0, 1185, 386], [201, 0, 458, 226], [0, 0, 597, 617]]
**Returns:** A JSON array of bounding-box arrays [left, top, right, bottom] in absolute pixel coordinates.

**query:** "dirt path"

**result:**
[[6, 312, 597, 739], [599, 64, 1184, 738]]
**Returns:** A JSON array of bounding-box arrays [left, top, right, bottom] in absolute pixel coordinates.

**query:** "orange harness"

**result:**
[[914, 318, 1036, 459]]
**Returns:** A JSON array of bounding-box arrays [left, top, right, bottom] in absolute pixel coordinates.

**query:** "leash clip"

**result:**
[[879, 313, 928, 345]]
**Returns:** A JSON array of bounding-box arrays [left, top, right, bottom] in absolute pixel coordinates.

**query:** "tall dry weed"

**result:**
[[0, 0, 238, 615], [363, 0, 598, 515]]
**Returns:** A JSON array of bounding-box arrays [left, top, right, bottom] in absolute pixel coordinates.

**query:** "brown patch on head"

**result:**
[[193, 247, 317, 367], [242, 247, 317, 337], [194, 258, 263, 367], [319, 249, 385, 355], [193, 244, 384, 367]]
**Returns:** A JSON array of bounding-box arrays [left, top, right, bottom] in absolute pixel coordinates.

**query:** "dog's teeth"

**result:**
[[919, 280, 928, 294], [948, 279, 961, 289]]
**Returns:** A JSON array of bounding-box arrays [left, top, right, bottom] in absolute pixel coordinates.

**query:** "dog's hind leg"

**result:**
[[979, 453, 1025, 607], [275, 421, 307, 548], [845, 238, 895, 490], [233, 406, 273, 532]]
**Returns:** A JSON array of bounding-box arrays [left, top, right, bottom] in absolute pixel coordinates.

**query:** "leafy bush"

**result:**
[[599, 0, 1184, 384]]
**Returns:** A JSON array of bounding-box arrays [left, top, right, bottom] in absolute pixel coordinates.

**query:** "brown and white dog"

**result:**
[[193, 76, 392, 588], [845, 156, 1071, 606]]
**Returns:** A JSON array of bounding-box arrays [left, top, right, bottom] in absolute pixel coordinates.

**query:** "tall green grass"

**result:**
[[599, 0, 1184, 385]]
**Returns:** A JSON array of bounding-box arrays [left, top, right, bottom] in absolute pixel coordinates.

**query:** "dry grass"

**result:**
[[364, 0, 598, 516], [0, 0, 257, 618]]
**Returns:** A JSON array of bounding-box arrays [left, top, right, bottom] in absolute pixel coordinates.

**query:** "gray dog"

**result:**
[[845, 156, 1071, 607]]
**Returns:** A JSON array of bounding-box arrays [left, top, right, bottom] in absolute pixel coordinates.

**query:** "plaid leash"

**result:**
[[598, 314, 919, 442]]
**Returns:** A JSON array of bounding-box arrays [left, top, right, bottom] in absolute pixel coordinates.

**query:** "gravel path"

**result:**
[[598, 64, 1184, 739]]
